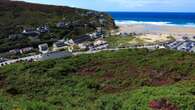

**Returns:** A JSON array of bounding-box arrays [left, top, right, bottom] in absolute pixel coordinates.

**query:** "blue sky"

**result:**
[[22, 0, 195, 12]]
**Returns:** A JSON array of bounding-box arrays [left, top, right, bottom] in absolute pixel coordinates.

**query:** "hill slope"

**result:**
[[0, 49, 195, 109], [0, 0, 115, 52]]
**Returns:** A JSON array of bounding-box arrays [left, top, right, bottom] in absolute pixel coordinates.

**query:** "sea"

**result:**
[[108, 12, 195, 27]]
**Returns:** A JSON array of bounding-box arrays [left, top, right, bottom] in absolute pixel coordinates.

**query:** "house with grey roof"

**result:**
[[53, 40, 68, 51]]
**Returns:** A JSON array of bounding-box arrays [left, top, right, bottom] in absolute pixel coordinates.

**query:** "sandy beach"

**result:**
[[116, 24, 195, 42], [118, 24, 195, 36]]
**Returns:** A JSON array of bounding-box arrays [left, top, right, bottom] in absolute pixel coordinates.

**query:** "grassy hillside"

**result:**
[[0, 0, 115, 52], [0, 49, 195, 109]]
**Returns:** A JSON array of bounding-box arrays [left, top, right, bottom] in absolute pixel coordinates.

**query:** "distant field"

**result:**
[[0, 49, 195, 109]]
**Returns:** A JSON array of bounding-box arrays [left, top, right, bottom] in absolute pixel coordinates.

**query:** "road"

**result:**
[[0, 44, 161, 67]]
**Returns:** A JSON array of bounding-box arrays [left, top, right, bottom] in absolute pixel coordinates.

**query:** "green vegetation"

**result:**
[[167, 35, 176, 41], [132, 37, 146, 45], [0, 0, 115, 53], [106, 34, 175, 48], [105, 35, 135, 48], [0, 49, 195, 109]]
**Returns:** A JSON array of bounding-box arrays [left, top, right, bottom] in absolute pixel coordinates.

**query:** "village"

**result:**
[[0, 21, 110, 66], [1, 22, 195, 66]]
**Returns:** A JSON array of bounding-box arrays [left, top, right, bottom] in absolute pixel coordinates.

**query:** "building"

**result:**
[[56, 21, 69, 28], [157, 45, 166, 49], [38, 43, 49, 54], [176, 42, 188, 51], [0, 57, 7, 63], [9, 49, 20, 54], [93, 39, 107, 46], [177, 41, 194, 52], [166, 41, 183, 49], [73, 35, 92, 44], [78, 43, 87, 50], [53, 40, 68, 51], [9, 47, 33, 54], [89, 39, 109, 51], [65, 39, 74, 45], [96, 27, 102, 32], [36, 26, 49, 33], [20, 47, 33, 54], [22, 28, 40, 36], [88, 32, 103, 39]]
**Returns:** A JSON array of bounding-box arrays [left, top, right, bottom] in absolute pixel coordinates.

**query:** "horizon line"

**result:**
[[104, 11, 195, 13]]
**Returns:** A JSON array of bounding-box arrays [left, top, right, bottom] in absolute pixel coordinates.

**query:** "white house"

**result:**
[[38, 43, 49, 54], [78, 43, 87, 50], [93, 39, 107, 46], [65, 39, 74, 45]]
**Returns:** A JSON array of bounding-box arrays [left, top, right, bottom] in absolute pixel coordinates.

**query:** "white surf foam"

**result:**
[[115, 20, 195, 28]]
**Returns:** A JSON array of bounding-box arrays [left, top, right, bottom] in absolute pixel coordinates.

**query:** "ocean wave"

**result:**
[[115, 20, 195, 27]]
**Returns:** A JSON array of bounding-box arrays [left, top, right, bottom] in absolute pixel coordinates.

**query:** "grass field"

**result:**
[[105, 35, 135, 48]]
